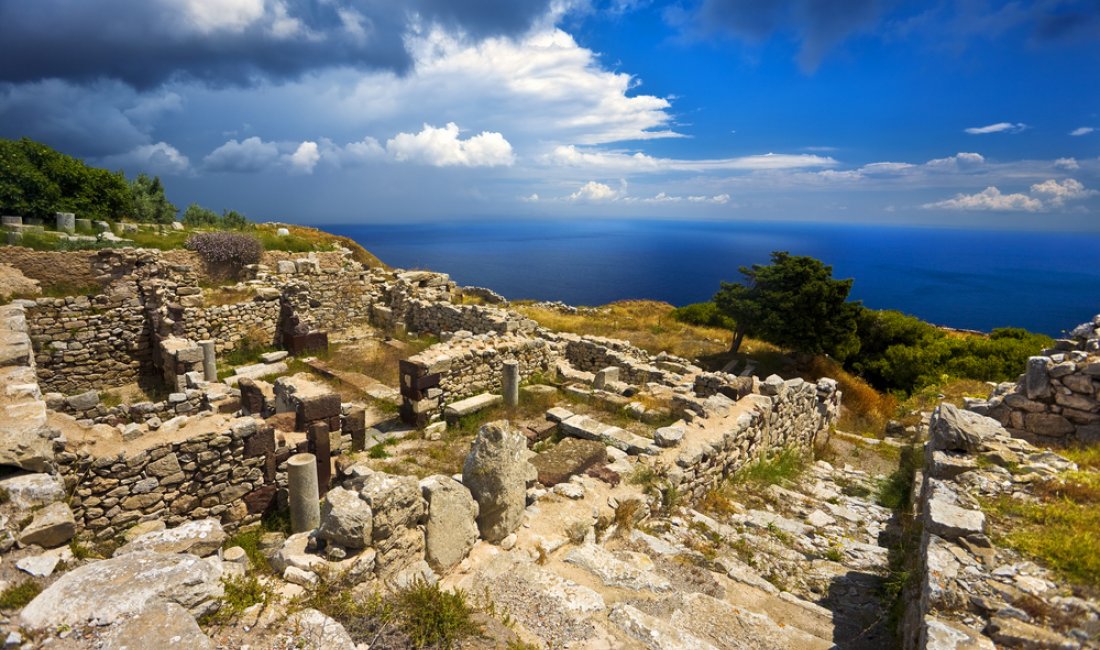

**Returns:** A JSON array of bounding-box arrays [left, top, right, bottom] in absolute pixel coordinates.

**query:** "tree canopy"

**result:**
[[130, 173, 177, 224], [713, 251, 862, 360], [0, 137, 132, 221]]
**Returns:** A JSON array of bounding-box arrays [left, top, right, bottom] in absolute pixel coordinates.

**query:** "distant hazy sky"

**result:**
[[1, 0, 1098, 228]]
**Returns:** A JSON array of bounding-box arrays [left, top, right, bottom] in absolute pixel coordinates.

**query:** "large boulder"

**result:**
[[344, 466, 426, 575], [420, 475, 479, 572], [113, 518, 226, 557], [928, 403, 1001, 453], [318, 486, 373, 549], [17, 501, 75, 548], [20, 552, 223, 629], [0, 424, 55, 473], [98, 601, 216, 650], [462, 420, 533, 543], [0, 473, 64, 509]]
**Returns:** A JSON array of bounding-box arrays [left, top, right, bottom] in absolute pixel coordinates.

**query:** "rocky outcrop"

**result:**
[[20, 552, 223, 629], [113, 518, 226, 557], [317, 486, 373, 550], [462, 421, 533, 543]]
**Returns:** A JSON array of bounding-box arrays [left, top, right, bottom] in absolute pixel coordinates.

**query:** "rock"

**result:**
[[0, 423, 55, 473], [1024, 412, 1075, 437], [806, 509, 836, 528], [284, 566, 319, 587], [927, 498, 985, 541], [420, 475, 479, 573], [608, 603, 718, 650], [17, 502, 76, 548], [20, 552, 223, 629], [929, 403, 1001, 452], [0, 473, 64, 509], [16, 553, 61, 577], [654, 426, 684, 448], [318, 487, 373, 549], [671, 592, 832, 650], [986, 615, 1077, 650], [122, 519, 167, 542], [545, 407, 574, 423], [114, 518, 226, 557], [66, 389, 100, 411], [463, 421, 533, 543], [444, 393, 503, 421], [1025, 356, 1052, 400], [553, 482, 585, 499], [565, 544, 671, 591], [921, 616, 994, 650], [271, 532, 327, 574], [348, 468, 425, 541], [530, 437, 607, 486], [288, 608, 356, 649], [98, 601, 215, 650]]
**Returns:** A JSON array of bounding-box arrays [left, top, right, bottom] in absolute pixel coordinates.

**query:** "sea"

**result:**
[[323, 219, 1100, 337]]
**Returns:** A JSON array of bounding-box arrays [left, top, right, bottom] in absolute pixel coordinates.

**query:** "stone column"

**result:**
[[198, 340, 217, 382], [287, 453, 320, 533], [502, 360, 520, 408], [55, 212, 75, 234]]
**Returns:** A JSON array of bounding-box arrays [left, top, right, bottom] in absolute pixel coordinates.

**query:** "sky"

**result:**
[[1, 0, 1098, 229]]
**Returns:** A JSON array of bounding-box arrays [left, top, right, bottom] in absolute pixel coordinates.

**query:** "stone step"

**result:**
[[671, 592, 834, 650], [560, 414, 658, 455], [444, 393, 503, 422], [608, 603, 718, 650]]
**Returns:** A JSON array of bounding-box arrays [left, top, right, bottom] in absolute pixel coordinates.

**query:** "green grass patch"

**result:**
[[732, 448, 808, 487], [1062, 445, 1100, 470], [876, 444, 922, 510], [0, 579, 41, 609], [396, 581, 479, 649], [224, 526, 271, 573], [202, 574, 274, 625]]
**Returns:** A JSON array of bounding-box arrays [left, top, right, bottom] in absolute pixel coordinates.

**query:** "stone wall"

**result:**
[[669, 377, 840, 502], [902, 404, 1094, 649], [0, 247, 101, 290], [399, 334, 560, 424], [56, 417, 285, 539], [551, 333, 670, 386], [968, 313, 1100, 445], [178, 296, 282, 354], [402, 299, 536, 338]]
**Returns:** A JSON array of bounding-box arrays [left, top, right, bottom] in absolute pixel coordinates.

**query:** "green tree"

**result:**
[[181, 203, 220, 228], [130, 173, 176, 224], [0, 137, 131, 221], [220, 209, 248, 230], [714, 251, 862, 360]]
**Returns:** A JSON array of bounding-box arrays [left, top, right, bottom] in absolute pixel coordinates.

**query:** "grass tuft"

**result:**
[[732, 448, 808, 487], [0, 579, 41, 609], [394, 581, 480, 649]]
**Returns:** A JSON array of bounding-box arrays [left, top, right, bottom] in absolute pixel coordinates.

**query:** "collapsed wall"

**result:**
[[969, 314, 1100, 446]]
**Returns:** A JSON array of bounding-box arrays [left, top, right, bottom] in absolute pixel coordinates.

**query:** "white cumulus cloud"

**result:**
[[1070, 127, 1095, 136], [1029, 178, 1097, 206], [386, 123, 514, 167], [203, 136, 281, 172], [287, 140, 320, 174], [964, 122, 1027, 135], [569, 181, 620, 202], [99, 141, 191, 175], [176, 0, 266, 34], [544, 145, 836, 173], [923, 186, 1042, 211]]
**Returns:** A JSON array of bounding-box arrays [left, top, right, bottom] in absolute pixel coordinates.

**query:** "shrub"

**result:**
[[395, 581, 479, 649], [186, 231, 263, 279], [0, 579, 41, 609]]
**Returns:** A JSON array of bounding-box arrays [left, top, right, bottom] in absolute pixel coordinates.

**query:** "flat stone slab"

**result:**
[[608, 603, 717, 650], [531, 438, 607, 486], [20, 552, 223, 629], [444, 393, 503, 420], [560, 414, 657, 455], [927, 498, 985, 540], [565, 544, 671, 592], [113, 518, 227, 557]]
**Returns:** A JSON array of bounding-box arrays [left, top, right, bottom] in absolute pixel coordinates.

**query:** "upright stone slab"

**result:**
[[54, 212, 75, 234], [288, 453, 320, 533], [462, 420, 532, 543], [307, 421, 332, 496], [420, 475, 479, 572], [2, 215, 22, 228], [502, 360, 520, 408], [198, 340, 217, 382]]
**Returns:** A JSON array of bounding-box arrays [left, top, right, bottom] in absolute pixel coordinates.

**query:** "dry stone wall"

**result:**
[[399, 334, 559, 424], [56, 417, 285, 539], [969, 313, 1100, 445], [0, 247, 101, 290], [670, 377, 840, 502]]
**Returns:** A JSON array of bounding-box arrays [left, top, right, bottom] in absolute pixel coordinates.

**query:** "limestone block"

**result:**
[[113, 518, 226, 557], [18, 502, 76, 548], [420, 475, 479, 572], [462, 421, 531, 543], [318, 486, 373, 549]]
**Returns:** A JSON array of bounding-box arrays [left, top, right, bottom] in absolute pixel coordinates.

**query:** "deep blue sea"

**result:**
[[323, 219, 1100, 337]]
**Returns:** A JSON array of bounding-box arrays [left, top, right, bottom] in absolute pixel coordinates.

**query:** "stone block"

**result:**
[[296, 393, 342, 424], [443, 393, 503, 422]]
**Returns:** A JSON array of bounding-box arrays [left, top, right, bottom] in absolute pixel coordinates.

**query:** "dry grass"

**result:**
[[514, 300, 731, 359], [251, 223, 386, 269], [203, 286, 255, 307], [802, 356, 898, 437], [324, 336, 437, 387], [1062, 445, 1100, 470]]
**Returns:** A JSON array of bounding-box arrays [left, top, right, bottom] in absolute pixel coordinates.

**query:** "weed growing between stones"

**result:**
[[202, 574, 275, 625], [397, 581, 480, 649], [566, 520, 591, 545], [877, 444, 922, 640], [731, 447, 808, 487], [0, 579, 42, 610]]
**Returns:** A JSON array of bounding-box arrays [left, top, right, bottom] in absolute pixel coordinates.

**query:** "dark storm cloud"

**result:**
[[0, 0, 554, 90], [691, 0, 886, 71]]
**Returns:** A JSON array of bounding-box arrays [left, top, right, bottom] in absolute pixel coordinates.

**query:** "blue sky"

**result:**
[[1, 0, 1098, 228]]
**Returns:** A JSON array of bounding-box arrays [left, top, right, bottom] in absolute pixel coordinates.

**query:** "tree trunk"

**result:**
[[729, 327, 746, 354]]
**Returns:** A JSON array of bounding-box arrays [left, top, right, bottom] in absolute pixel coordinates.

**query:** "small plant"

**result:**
[[68, 537, 96, 560], [627, 464, 661, 490], [565, 520, 591, 545], [395, 580, 479, 649], [823, 544, 844, 562], [0, 486, 9, 505], [224, 526, 271, 573], [613, 498, 643, 537], [0, 579, 41, 609], [368, 443, 390, 459], [732, 448, 808, 487], [203, 574, 274, 624]]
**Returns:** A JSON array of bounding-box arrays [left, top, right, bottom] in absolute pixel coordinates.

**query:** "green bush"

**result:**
[[0, 579, 41, 609], [395, 581, 479, 649], [670, 301, 735, 329], [0, 137, 131, 221]]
